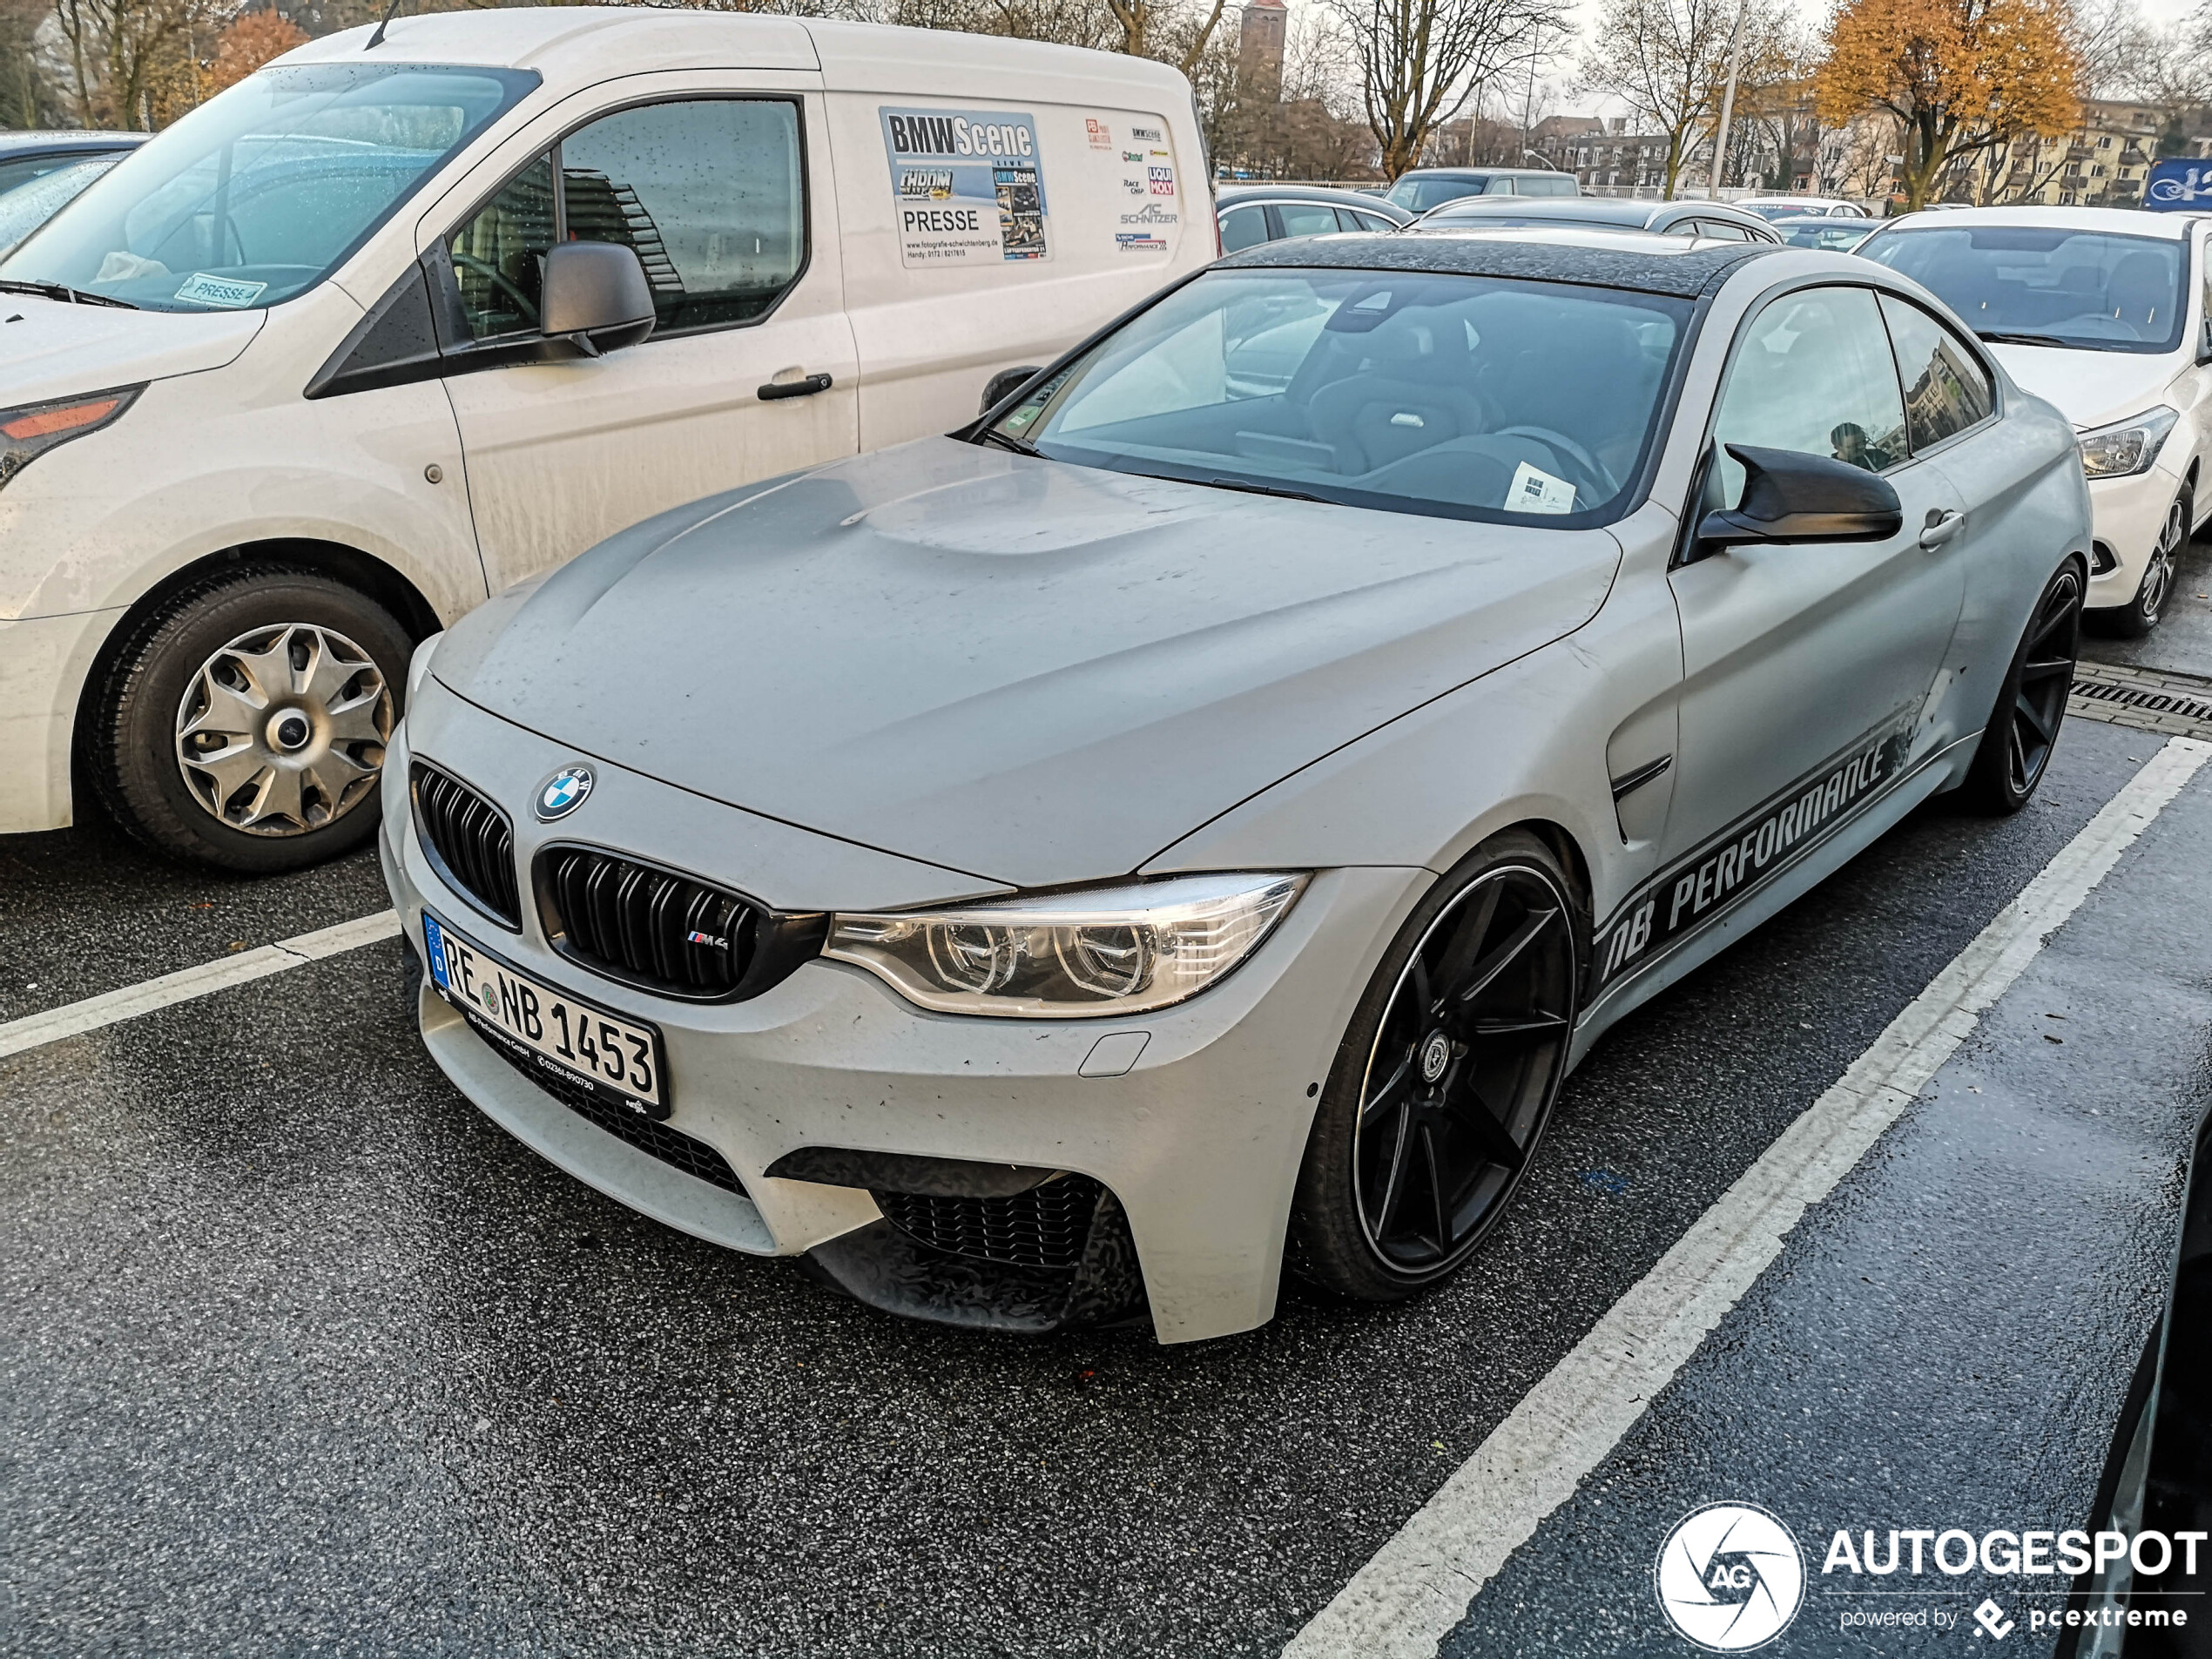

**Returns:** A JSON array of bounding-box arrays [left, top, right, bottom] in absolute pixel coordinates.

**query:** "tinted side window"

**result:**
[[1695, 219, 1751, 242], [1711, 285, 1908, 506], [1274, 201, 1339, 239], [1219, 204, 1268, 253], [449, 152, 554, 340], [560, 98, 805, 334], [1878, 293, 1993, 450], [1520, 175, 1579, 198], [1483, 177, 1514, 195]]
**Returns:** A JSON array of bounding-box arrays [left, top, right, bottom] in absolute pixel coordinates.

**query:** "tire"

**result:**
[[2092, 493, 2183, 639], [1959, 559, 2083, 816], [87, 566, 412, 873], [1287, 830, 1583, 1303]]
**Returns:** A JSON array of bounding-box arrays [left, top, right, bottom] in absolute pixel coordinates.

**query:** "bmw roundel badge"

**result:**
[[535, 765, 595, 821]]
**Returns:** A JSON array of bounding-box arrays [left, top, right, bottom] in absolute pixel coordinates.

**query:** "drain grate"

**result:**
[[2067, 662, 2212, 743]]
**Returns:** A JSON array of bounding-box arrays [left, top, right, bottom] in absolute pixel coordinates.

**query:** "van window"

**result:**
[[560, 98, 805, 334], [450, 153, 555, 340], [0, 64, 536, 311], [1516, 174, 1580, 198]]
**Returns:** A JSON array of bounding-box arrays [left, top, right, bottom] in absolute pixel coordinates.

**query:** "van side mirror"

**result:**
[[541, 242, 655, 357], [981, 364, 1044, 415], [1696, 443, 1903, 548]]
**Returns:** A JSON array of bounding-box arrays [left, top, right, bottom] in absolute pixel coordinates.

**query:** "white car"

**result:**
[[0, 8, 1212, 869], [1860, 206, 2209, 635], [1735, 196, 1871, 221]]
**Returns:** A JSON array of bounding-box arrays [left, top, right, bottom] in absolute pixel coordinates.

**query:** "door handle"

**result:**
[[759, 372, 833, 401], [1919, 509, 1965, 550]]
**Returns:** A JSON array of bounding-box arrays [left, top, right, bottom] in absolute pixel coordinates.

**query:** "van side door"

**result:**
[[430, 77, 859, 594]]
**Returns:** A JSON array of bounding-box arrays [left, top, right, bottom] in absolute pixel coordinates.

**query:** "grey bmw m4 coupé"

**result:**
[[383, 227, 2090, 1343]]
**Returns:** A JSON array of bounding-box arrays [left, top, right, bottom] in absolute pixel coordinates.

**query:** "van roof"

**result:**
[[284, 8, 1194, 101]]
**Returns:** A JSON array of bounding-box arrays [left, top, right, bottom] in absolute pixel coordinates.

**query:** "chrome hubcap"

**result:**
[[174, 623, 391, 836]]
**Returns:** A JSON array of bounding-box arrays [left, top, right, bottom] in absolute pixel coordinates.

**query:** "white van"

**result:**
[[0, 8, 1211, 869]]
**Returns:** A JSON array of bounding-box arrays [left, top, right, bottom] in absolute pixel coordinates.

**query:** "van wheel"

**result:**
[[88, 568, 412, 873], [1287, 831, 1582, 1302]]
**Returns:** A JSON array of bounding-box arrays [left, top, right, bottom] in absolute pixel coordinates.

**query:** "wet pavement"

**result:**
[[4, 648, 2212, 1654]]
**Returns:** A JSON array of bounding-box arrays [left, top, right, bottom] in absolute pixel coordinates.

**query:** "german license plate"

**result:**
[[421, 910, 667, 1118]]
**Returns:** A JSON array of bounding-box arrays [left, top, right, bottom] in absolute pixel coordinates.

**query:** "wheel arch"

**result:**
[[1485, 816, 1597, 968], [69, 536, 442, 798]]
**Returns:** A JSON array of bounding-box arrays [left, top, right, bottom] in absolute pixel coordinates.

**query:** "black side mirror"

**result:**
[[1697, 443, 1904, 548], [541, 242, 655, 357], [981, 364, 1044, 415]]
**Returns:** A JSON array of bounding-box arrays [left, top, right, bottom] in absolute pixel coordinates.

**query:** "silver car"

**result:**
[[381, 227, 2090, 1344]]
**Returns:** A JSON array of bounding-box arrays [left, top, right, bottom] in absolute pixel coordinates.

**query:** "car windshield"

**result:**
[[0, 63, 536, 311], [1860, 226, 2186, 353], [1389, 177, 1488, 212], [989, 267, 1689, 524], [1736, 203, 1806, 222], [1774, 219, 1869, 250]]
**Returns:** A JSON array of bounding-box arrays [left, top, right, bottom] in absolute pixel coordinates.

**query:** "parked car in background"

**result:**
[[1735, 195, 1870, 220], [1858, 206, 2210, 636], [0, 8, 1215, 872], [1382, 165, 1581, 213], [383, 227, 2088, 1344], [1216, 183, 1411, 253], [1407, 194, 1781, 242], [0, 131, 146, 257], [1769, 214, 1875, 252]]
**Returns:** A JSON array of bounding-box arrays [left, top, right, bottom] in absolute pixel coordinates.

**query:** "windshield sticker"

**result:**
[[1509, 461, 1577, 515], [880, 108, 1049, 266], [174, 273, 266, 308]]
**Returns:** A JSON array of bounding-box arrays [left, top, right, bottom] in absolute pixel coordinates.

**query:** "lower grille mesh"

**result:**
[[469, 1015, 745, 1195], [873, 1177, 1102, 1271]]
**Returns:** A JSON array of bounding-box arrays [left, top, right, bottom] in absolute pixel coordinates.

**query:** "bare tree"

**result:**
[[1330, 0, 1569, 179], [47, 0, 221, 127], [1578, 0, 1791, 196]]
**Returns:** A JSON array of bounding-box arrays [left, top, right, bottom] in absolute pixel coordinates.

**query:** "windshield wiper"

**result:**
[[1200, 476, 1333, 503], [1977, 329, 2067, 348], [0, 279, 138, 309], [974, 427, 1041, 457]]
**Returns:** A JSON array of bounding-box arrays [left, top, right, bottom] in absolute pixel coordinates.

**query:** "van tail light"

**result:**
[[0, 385, 141, 490]]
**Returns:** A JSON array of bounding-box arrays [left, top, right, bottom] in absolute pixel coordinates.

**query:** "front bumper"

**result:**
[[0, 608, 125, 834], [2086, 458, 2188, 611], [381, 684, 1424, 1344]]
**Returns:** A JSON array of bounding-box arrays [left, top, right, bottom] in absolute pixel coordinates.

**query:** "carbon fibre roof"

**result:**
[[1216, 231, 1778, 299]]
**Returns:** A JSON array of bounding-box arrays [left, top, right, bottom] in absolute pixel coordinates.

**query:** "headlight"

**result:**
[[2077, 406, 2179, 478], [824, 872, 1305, 1018], [0, 385, 140, 489]]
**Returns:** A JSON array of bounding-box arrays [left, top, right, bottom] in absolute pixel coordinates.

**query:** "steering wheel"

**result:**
[[1490, 424, 1618, 501], [450, 253, 540, 323]]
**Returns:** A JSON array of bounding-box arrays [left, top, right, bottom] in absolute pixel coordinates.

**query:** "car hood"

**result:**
[[0, 294, 264, 406], [433, 439, 1624, 888], [1988, 343, 2182, 429]]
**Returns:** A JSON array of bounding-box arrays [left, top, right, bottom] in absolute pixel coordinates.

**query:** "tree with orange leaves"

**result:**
[[1815, 0, 2080, 209], [205, 6, 308, 98]]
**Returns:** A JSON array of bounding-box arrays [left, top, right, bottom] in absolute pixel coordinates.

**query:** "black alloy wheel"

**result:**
[[1961, 560, 2082, 815], [1289, 831, 1581, 1300]]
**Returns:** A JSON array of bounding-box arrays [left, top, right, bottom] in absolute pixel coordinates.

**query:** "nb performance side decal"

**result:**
[[1589, 716, 1918, 997]]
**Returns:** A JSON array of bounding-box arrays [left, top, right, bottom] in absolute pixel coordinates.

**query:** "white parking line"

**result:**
[[1285, 736, 2212, 1659], [0, 909, 399, 1062]]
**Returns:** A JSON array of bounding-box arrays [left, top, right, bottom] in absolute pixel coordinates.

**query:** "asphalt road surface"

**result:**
[[4, 579, 2211, 1656]]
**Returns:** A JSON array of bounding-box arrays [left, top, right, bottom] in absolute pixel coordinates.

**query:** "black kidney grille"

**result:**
[[542, 847, 759, 999], [413, 763, 520, 927], [475, 1024, 745, 1195], [873, 1177, 1103, 1271]]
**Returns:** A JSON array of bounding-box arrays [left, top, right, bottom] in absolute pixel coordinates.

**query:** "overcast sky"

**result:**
[[1286, 0, 2201, 125]]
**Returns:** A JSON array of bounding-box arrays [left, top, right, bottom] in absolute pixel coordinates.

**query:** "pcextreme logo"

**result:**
[[1655, 1503, 1807, 1651]]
